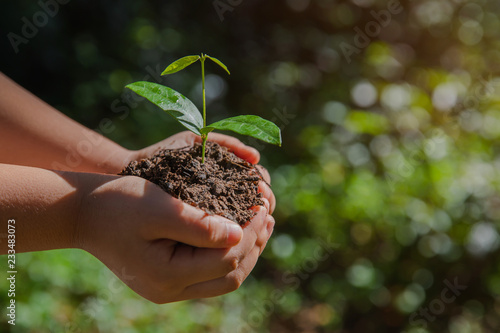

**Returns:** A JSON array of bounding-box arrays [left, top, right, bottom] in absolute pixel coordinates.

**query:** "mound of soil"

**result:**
[[119, 142, 264, 225]]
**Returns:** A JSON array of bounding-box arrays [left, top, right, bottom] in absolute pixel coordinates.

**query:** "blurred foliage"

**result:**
[[2, 0, 500, 332]]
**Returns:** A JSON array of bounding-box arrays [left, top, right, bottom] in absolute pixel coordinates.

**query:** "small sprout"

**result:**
[[126, 53, 282, 163], [161, 55, 201, 75]]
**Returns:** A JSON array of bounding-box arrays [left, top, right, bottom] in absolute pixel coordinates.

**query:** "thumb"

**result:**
[[164, 203, 243, 248]]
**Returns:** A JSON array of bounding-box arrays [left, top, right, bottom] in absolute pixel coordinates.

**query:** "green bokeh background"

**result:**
[[2, 0, 500, 332]]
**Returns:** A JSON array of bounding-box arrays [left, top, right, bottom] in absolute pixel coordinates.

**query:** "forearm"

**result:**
[[0, 163, 82, 253], [0, 72, 131, 173]]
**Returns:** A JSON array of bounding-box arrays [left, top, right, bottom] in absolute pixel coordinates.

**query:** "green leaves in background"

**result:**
[[203, 115, 282, 146], [125, 81, 203, 135], [345, 111, 389, 135], [206, 55, 230, 75], [161, 55, 200, 75]]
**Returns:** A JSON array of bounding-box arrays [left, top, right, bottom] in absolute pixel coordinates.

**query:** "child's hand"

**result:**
[[76, 174, 274, 303]]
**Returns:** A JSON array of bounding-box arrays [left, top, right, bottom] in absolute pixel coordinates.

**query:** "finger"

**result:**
[[162, 131, 197, 149], [167, 245, 236, 285], [261, 198, 270, 212], [168, 207, 267, 286], [244, 205, 267, 242], [266, 215, 275, 240], [255, 165, 271, 184], [178, 245, 262, 300], [261, 215, 275, 255], [249, 206, 271, 251], [229, 205, 267, 259], [258, 182, 276, 214], [150, 200, 243, 248], [197, 132, 260, 164], [137, 131, 197, 158]]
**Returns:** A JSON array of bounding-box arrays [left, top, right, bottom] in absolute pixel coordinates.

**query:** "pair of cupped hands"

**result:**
[[82, 131, 276, 304]]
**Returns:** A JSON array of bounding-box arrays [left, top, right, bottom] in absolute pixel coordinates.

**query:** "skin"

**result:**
[[0, 72, 276, 303]]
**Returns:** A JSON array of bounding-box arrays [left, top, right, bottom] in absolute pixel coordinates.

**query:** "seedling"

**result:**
[[125, 53, 282, 163]]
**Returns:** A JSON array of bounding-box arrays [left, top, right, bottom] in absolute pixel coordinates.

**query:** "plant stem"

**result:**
[[201, 55, 207, 127], [201, 134, 207, 163], [201, 54, 207, 163]]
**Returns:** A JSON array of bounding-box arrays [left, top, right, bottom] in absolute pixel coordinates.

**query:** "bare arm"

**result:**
[[0, 72, 131, 173], [0, 163, 81, 252]]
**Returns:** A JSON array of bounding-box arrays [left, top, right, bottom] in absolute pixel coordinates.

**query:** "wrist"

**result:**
[[72, 172, 118, 252], [68, 171, 95, 251]]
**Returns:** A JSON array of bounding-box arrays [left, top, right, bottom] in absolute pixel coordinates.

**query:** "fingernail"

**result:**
[[226, 223, 243, 245]]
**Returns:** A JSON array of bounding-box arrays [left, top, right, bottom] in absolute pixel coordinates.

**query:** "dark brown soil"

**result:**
[[119, 142, 264, 225]]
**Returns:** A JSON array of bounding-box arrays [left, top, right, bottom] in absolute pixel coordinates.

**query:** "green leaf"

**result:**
[[206, 115, 281, 146], [125, 81, 203, 135], [161, 55, 200, 75], [206, 55, 230, 75]]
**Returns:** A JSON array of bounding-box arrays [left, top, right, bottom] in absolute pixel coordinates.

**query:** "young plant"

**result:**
[[125, 53, 281, 163]]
